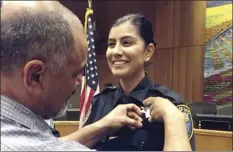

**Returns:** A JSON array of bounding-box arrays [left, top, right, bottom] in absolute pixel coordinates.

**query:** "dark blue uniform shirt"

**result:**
[[84, 74, 195, 151]]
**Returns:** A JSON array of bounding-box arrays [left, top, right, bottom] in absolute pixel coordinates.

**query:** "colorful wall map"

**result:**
[[204, 1, 232, 104]]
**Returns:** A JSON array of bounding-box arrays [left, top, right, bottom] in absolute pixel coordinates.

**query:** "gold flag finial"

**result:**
[[88, 0, 92, 9], [85, 0, 93, 34]]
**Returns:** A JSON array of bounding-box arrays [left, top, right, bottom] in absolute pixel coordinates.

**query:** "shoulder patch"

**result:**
[[177, 105, 194, 140]]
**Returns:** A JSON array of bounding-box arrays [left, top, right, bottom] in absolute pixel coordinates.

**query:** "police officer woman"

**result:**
[[84, 13, 194, 151]]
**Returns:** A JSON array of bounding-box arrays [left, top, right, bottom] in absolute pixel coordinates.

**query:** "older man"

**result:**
[[1, 1, 191, 151]]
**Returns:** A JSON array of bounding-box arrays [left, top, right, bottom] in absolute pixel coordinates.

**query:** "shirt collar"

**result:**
[[113, 73, 153, 106], [1, 95, 51, 133]]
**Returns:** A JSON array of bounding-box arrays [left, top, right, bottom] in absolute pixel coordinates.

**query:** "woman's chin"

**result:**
[[112, 70, 131, 78]]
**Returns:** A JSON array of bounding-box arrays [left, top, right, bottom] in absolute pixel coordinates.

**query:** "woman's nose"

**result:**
[[112, 44, 123, 56]]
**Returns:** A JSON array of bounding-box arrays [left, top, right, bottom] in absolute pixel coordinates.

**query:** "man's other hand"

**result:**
[[99, 104, 143, 135], [143, 97, 184, 123]]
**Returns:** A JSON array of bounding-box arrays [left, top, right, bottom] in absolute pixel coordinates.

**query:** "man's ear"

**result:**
[[23, 60, 45, 94], [144, 43, 155, 62]]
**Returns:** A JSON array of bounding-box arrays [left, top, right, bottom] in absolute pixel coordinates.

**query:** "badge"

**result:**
[[177, 105, 194, 140], [141, 106, 151, 118]]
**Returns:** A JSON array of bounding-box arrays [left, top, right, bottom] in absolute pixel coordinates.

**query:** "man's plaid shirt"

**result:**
[[1, 95, 92, 151]]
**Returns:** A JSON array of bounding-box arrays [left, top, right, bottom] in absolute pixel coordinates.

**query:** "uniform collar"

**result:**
[[1, 95, 51, 133], [113, 73, 153, 106]]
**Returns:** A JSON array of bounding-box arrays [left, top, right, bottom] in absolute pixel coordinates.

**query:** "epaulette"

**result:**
[[150, 85, 184, 104], [94, 85, 118, 97], [102, 85, 118, 92]]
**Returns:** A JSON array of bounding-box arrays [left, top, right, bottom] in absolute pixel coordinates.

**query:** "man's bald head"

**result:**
[[1, 1, 86, 74]]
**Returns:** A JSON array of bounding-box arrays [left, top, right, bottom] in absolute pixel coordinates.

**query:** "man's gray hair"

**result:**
[[1, 3, 76, 74]]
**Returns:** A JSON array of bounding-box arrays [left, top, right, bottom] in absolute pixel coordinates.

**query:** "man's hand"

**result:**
[[60, 104, 143, 148], [143, 97, 191, 151], [100, 104, 143, 135], [143, 97, 184, 122]]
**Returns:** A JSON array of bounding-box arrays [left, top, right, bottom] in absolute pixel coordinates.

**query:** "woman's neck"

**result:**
[[120, 71, 145, 95]]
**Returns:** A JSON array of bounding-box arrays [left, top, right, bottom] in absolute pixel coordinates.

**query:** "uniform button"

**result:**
[[140, 141, 145, 148]]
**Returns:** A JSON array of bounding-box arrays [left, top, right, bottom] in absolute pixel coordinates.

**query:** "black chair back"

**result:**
[[187, 102, 217, 128]]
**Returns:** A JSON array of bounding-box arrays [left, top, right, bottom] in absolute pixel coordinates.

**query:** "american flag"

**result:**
[[79, 11, 100, 128]]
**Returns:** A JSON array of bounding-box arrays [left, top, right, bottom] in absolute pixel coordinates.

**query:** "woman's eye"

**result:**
[[123, 41, 132, 47], [108, 42, 115, 48]]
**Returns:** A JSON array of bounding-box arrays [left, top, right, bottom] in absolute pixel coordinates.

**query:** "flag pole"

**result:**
[[83, 0, 93, 93], [83, 0, 93, 89], [80, 0, 94, 128]]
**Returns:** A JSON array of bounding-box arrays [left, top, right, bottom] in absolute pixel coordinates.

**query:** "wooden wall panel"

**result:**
[[155, 1, 174, 49], [173, 46, 204, 102], [96, 55, 118, 90], [59, 1, 87, 22], [174, 1, 206, 47], [185, 48, 194, 102], [153, 1, 205, 102], [172, 47, 187, 99], [151, 49, 173, 88], [189, 46, 205, 102]]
